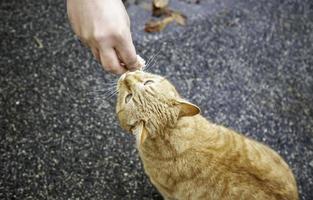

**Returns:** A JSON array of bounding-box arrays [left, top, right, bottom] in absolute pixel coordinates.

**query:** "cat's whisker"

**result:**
[[146, 56, 158, 69], [89, 89, 116, 96], [103, 86, 117, 94], [145, 54, 153, 67], [101, 83, 117, 87], [143, 54, 154, 71], [96, 83, 118, 89], [85, 85, 117, 98], [103, 89, 118, 100], [143, 49, 161, 71], [93, 85, 117, 92], [107, 91, 118, 99], [145, 58, 158, 72], [100, 81, 118, 87], [144, 58, 158, 72], [105, 80, 118, 84], [101, 87, 118, 95], [103, 78, 119, 84]]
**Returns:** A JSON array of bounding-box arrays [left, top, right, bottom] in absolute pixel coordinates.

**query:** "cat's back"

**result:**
[[140, 115, 298, 200], [175, 115, 298, 199]]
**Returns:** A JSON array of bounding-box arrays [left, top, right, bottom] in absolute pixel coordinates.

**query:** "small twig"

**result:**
[[33, 36, 44, 49]]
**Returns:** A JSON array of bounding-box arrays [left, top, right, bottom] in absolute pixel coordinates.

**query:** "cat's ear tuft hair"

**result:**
[[177, 99, 200, 118]]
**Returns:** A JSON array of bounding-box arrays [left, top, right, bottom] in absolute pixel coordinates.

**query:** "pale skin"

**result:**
[[67, 0, 141, 74]]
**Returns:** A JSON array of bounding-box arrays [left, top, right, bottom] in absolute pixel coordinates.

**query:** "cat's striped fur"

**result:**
[[116, 71, 298, 200]]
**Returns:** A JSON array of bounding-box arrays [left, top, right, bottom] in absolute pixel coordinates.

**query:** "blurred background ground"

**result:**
[[1, 0, 313, 199]]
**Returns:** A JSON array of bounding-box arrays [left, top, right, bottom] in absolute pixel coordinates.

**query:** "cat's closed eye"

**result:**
[[125, 93, 132, 103], [144, 80, 154, 85]]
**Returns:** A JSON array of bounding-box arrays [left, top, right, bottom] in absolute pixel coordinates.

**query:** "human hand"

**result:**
[[67, 0, 141, 74]]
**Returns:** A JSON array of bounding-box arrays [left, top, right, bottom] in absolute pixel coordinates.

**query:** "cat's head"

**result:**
[[116, 71, 200, 144]]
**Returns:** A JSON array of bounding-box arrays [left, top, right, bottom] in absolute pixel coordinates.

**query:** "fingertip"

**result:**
[[127, 58, 142, 71], [115, 36, 140, 70], [128, 55, 146, 71], [111, 66, 127, 75], [102, 65, 126, 75], [121, 51, 139, 70], [102, 62, 126, 75], [99, 48, 127, 75]]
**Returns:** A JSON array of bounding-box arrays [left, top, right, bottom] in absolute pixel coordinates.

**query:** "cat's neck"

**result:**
[[138, 115, 211, 160]]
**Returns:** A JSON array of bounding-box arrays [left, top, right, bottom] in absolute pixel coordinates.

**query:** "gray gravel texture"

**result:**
[[1, 0, 313, 199]]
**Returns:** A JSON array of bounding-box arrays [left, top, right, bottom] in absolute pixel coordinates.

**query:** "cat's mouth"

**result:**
[[129, 121, 148, 146], [129, 124, 137, 135], [129, 121, 140, 135], [129, 120, 144, 136]]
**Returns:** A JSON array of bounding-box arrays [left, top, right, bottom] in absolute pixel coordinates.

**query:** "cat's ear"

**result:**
[[177, 99, 200, 118]]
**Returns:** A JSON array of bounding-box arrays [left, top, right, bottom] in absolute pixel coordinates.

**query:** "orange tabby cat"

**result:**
[[116, 71, 298, 200]]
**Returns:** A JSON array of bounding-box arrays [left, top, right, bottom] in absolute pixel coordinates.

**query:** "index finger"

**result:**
[[99, 48, 127, 75], [115, 33, 141, 71]]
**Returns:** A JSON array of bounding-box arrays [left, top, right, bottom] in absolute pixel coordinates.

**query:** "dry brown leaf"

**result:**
[[33, 36, 44, 48], [172, 12, 187, 26], [152, 0, 170, 17], [153, 0, 169, 8], [145, 0, 187, 33], [144, 16, 175, 33]]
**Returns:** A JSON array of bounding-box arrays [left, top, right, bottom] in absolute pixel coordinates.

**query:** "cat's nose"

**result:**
[[124, 72, 144, 91], [124, 73, 138, 88]]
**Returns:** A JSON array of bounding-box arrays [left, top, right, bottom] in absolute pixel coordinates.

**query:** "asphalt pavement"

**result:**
[[1, 0, 313, 199]]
